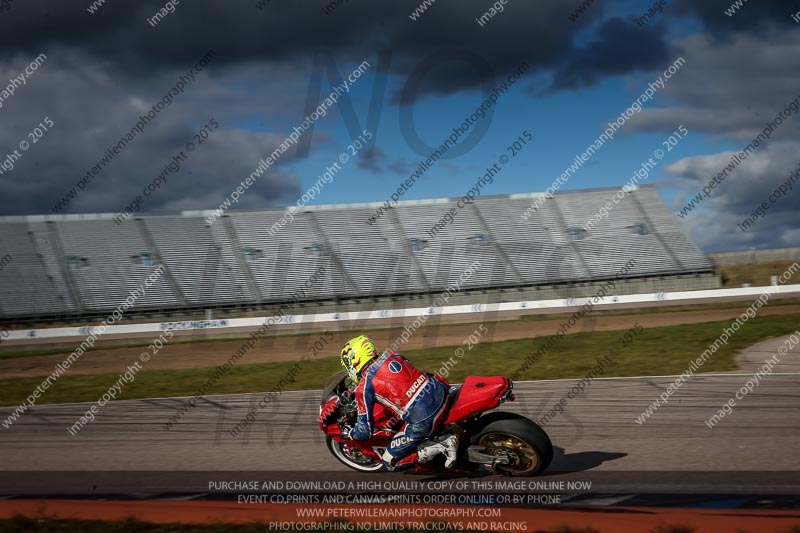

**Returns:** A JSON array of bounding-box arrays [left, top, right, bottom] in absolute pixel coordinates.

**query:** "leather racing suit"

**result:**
[[344, 351, 450, 470]]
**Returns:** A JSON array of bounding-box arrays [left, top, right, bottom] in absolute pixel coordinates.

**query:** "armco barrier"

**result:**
[[4, 284, 800, 342]]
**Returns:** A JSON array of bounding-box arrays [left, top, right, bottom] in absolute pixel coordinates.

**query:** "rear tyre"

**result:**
[[472, 415, 553, 476], [326, 436, 385, 473]]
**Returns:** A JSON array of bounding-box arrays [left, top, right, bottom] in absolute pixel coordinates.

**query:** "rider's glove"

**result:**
[[339, 423, 354, 439]]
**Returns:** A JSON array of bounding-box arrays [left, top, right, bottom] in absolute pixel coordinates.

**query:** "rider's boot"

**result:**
[[417, 434, 459, 468]]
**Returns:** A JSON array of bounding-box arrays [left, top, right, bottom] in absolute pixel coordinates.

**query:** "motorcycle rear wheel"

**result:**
[[473, 415, 553, 476]]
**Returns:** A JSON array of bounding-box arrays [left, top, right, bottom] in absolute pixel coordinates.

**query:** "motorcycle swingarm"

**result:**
[[466, 445, 511, 466]]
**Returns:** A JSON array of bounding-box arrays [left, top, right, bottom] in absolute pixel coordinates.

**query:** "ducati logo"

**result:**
[[405, 375, 427, 398], [392, 435, 411, 447]]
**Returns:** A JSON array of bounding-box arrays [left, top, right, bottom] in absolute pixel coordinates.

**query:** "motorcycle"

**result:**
[[319, 371, 553, 476]]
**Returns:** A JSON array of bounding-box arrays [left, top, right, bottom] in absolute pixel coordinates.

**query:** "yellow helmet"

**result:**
[[340, 335, 378, 382]]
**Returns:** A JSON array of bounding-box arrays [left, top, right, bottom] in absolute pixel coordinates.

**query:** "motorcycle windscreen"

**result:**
[[444, 376, 510, 425], [320, 370, 348, 404]]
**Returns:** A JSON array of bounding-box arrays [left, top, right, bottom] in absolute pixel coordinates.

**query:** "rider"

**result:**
[[332, 335, 458, 470]]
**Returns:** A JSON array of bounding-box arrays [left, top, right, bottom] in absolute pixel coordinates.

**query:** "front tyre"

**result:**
[[472, 415, 553, 476], [326, 436, 385, 473]]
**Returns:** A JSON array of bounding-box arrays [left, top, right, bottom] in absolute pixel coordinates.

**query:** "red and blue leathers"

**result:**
[[344, 351, 449, 470]]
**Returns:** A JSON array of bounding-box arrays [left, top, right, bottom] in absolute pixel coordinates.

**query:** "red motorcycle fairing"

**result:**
[[321, 371, 554, 476], [325, 424, 393, 462], [322, 375, 512, 471], [321, 395, 399, 439], [324, 423, 395, 441], [444, 376, 510, 425], [322, 375, 510, 436]]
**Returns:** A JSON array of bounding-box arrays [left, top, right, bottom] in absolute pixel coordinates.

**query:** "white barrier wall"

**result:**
[[5, 284, 800, 342]]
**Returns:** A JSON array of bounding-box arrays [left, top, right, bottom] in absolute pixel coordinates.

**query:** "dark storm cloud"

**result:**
[[0, 0, 620, 98], [626, 28, 800, 252], [0, 0, 685, 216], [665, 142, 800, 251], [550, 17, 672, 90], [628, 31, 800, 140], [0, 52, 303, 216], [673, 0, 799, 37]]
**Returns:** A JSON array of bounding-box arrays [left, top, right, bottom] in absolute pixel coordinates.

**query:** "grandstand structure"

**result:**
[[0, 185, 718, 322]]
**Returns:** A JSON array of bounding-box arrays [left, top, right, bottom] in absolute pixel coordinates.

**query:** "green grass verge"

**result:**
[[0, 313, 798, 407], [0, 338, 240, 360], [2, 298, 797, 362]]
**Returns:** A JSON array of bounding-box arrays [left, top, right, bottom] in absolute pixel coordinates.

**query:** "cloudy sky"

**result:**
[[0, 0, 797, 252]]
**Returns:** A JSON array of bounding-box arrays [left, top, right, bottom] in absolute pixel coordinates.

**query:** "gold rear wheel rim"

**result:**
[[478, 431, 538, 474]]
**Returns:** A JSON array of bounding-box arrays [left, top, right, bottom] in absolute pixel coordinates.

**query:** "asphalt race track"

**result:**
[[1, 373, 799, 500]]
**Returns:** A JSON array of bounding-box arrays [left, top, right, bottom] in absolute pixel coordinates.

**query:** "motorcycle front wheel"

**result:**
[[326, 436, 385, 473]]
